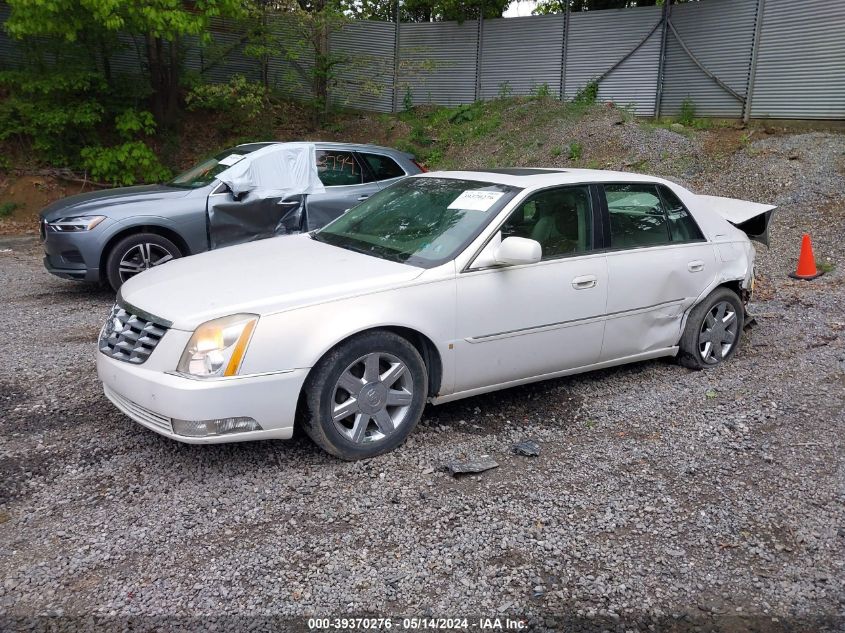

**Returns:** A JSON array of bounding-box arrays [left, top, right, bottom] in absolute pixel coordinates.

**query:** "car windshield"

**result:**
[[313, 177, 521, 268], [168, 145, 267, 189]]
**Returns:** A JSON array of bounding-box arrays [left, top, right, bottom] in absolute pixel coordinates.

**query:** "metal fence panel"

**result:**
[[184, 18, 262, 85], [479, 14, 564, 100], [265, 19, 315, 102], [330, 20, 395, 113], [660, 0, 756, 118], [750, 0, 845, 119], [398, 20, 479, 107], [564, 6, 662, 116]]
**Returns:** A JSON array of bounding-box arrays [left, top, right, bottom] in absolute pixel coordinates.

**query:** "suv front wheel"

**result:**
[[105, 232, 182, 291]]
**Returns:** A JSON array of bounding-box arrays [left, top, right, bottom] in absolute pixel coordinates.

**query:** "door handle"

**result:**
[[357, 195, 370, 201], [571, 274, 597, 289], [279, 200, 300, 207], [688, 260, 705, 273]]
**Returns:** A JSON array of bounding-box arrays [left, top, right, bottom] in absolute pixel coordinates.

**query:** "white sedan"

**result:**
[[97, 168, 775, 459]]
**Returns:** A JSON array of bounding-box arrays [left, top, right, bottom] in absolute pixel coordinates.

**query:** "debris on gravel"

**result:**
[[446, 456, 499, 476], [512, 439, 541, 457]]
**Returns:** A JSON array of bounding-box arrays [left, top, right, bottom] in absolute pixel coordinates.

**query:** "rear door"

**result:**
[[599, 182, 717, 361], [303, 149, 381, 230]]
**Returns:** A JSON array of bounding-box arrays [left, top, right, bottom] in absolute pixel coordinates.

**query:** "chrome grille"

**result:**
[[99, 304, 169, 365]]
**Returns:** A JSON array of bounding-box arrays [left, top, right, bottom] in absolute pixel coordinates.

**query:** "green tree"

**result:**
[[533, 0, 684, 14], [5, 0, 248, 126]]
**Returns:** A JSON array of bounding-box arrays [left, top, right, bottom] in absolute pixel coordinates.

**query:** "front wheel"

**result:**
[[678, 287, 744, 370], [300, 331, 428, 460], [105, 233, 182, 291]]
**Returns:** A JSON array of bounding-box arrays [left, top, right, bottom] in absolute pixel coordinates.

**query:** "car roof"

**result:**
[[235, 140, 413, 158], [414, 168, 678, 189]]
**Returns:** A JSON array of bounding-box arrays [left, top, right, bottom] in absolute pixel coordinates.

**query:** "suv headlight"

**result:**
[[177, 314, 258, 379], [48, 216, 106, 232]]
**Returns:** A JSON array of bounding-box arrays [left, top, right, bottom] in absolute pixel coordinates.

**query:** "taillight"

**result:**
[[412, 159, 428, 173]]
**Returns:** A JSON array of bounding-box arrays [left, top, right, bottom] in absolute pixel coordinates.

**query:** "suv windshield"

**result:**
[[168, 144, 270, 189], [313, 177, 521, 268]]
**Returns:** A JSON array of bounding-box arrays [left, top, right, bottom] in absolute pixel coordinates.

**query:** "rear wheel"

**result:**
[[300, 331, 427, 460], [105, 233, 181, 291], [679, 287, 744, 370]]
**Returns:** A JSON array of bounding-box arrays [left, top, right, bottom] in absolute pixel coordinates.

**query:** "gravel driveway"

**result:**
[[1, 130, 844, 632]]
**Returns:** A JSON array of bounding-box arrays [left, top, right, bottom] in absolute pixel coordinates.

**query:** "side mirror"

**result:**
[[495, 236, 541, 266]]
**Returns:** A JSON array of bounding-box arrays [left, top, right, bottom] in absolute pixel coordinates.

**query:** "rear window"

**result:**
[[316, 150, 363, 186], [361, 153, 406, 182]]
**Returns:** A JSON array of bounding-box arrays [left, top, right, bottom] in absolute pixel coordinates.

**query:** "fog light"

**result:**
[[172, 416, 262, 437]]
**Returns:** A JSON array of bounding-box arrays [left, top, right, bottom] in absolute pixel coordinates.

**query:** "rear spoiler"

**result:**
[[697, 194, 777, 247]]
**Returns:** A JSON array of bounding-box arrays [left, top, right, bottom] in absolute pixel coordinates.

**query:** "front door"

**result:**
[[453, 185, 608, 393], [207, 186, 304, 250], [599, 182, 718, 361], [303, 149, 382, 230]]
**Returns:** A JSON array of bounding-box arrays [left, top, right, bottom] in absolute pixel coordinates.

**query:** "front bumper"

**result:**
[[41, 222, 106, 282], [97, 351, 308, 444]]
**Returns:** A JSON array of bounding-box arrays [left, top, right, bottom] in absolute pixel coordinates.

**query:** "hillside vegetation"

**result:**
[[0, 93, 842, 237]]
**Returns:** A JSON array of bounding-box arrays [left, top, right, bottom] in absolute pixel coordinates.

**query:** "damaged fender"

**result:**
[[697, 194, 777, 246]]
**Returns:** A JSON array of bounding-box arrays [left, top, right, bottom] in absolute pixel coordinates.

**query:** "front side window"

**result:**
[[169, 145, 267, 189], [605, 184, 671, 249], [361, 153, 406, 182], [316, 150, 363, 186], [500, 186, 593, 260], [314, 177, 520, 268], [659, 185, 705, 242]]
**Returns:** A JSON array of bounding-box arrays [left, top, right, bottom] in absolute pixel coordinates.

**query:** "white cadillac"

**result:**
[[97, 168, 775, 459]]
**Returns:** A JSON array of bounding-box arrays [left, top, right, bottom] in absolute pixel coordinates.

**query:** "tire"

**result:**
[[300, 331, 428, 460], [105, 233, 182, 291], [678, 287, 744, 370]]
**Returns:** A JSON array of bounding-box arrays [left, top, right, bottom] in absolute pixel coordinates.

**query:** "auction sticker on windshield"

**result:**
[[447, 190, 505, 212], [218, 154, 244, 167]]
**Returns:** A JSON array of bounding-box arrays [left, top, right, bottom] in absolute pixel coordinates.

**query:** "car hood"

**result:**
[[40, 185, 193, 221], [119, 235, 425, 331]]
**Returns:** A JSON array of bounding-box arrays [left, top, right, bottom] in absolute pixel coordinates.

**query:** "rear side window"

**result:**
[[658, 185, 705, 242], [316, 150, 363, 186], [605, 184, 671, 249], [361, 153, 406, 182]]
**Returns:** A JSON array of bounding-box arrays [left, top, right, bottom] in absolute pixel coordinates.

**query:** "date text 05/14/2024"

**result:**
[[307, 617, 527, 630]]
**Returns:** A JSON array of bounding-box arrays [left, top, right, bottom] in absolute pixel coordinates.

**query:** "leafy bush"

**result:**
[[79, 108, 170, 185], [0, 70, 106, 164], [497, 81, 513, 100], [533, 83, 551, 99], [185, 75, 268, 121], [573, 81, 598, 106], [0, 202, 22, 217], [402, 85, 414, 112], [678, 96, 696, 126], [568, 141, 583, 161]]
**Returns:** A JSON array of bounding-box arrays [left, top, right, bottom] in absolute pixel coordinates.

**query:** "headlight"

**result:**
[[177, 314, 258, 379], [48, 216, 106, 232]]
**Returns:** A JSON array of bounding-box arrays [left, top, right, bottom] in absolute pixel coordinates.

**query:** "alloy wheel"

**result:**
[[698, 300, 738, 364], [331, 352, 414, 444], [118, 243, 175, 283]]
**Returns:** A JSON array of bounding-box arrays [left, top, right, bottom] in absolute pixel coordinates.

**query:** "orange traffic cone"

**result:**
[[789, 234, 823, 280]]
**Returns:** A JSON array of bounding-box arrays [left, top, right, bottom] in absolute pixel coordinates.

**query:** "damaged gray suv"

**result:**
[[39, 142, 423, 290]]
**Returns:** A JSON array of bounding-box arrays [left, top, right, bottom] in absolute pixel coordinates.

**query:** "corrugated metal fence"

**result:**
[[1, 0, 843, 119]]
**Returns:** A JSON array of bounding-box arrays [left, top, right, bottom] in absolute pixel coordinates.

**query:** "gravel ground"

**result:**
[[1, 127, 844, 633]]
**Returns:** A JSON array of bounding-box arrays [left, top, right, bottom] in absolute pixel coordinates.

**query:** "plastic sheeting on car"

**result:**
[[208, 143, 327, 249], [216, 143, 326, 198]]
